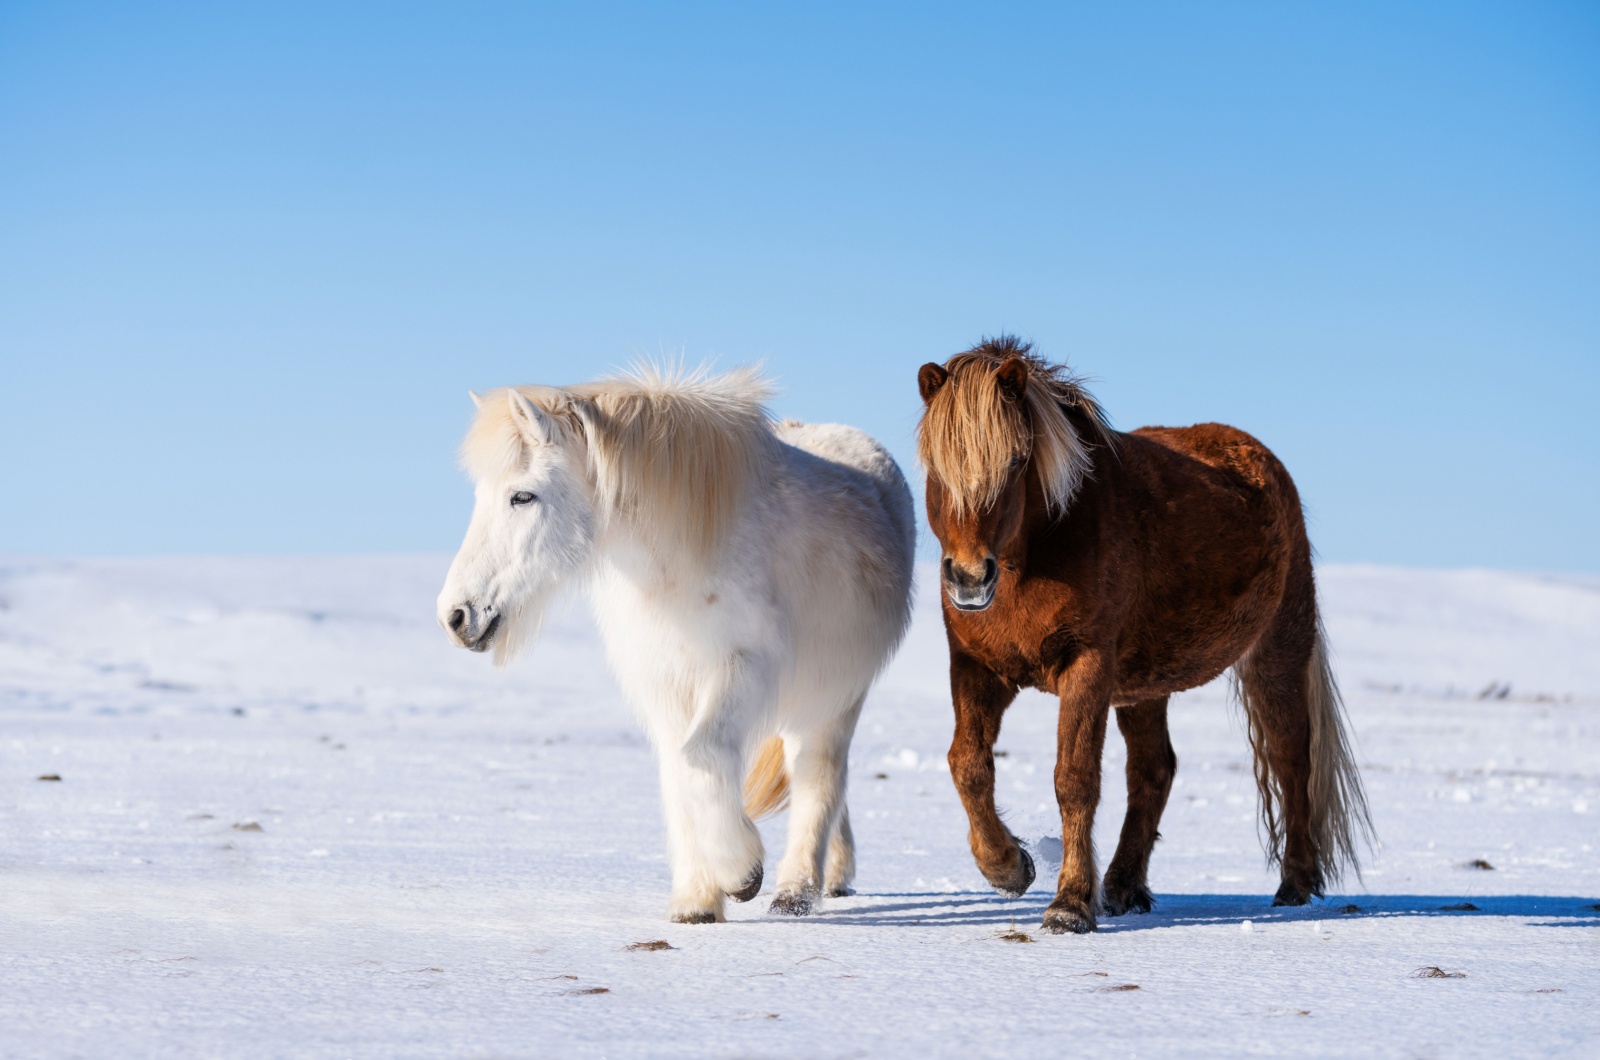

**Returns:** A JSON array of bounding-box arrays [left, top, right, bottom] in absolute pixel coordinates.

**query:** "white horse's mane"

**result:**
[[461, 363, 777, 562]]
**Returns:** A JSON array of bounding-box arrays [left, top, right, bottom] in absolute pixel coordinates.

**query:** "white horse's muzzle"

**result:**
[[441, 600, 500, 652]]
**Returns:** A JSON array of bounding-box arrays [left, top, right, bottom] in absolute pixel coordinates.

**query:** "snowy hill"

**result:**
[[2, 557, 1597, 1057]]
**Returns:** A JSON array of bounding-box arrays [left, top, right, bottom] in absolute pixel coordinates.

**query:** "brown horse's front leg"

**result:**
[[1044, 652, 1114, 934], [946, 650, 1031, 897]]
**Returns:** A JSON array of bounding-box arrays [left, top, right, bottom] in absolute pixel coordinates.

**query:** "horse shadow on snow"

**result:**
[[759, 892, 1600, 931]]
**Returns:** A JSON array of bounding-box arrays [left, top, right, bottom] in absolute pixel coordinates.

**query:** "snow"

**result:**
[[2, 556, 1597, 1057]]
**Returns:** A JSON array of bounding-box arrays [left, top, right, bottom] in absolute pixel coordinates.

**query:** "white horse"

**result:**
[[436, 365, 916, 923]]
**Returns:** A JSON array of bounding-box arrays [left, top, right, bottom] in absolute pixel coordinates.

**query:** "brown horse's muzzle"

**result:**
[[942, 555, 998, 611]]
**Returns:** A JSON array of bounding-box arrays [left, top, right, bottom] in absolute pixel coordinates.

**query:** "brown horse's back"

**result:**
[[1133, 422, 1296, 492], [1092, 423, 1308, 702]]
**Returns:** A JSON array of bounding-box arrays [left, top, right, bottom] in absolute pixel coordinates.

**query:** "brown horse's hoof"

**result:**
[[986, 844, 1036, 899], [727, 866, 763, 903], [1100, 876, 1154, 917], [671, 909, 718, 925], [1042, 900, 1097, 934], [1271, 880, 1314, 907], [768, 890, 813, 917]]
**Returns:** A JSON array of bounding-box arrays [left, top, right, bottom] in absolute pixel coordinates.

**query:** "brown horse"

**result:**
[[916, 337, 1372, 934]]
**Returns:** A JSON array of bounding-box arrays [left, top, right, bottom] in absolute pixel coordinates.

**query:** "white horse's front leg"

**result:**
[[666, 656, 773, 921], [656, 751, 730, 924]]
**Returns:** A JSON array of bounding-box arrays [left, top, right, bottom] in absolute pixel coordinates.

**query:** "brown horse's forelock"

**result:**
[[917, 339, 1113, 519]]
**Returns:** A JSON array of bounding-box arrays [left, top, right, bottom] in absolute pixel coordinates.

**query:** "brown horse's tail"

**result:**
[[1236, 614, 1374, 888], [742, 736, 790, 819], [1303, 617, 1375, 883]]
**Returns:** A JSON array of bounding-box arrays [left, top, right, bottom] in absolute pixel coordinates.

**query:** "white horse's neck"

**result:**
[[593, 525, 709, 597], [573, 442, 762, 684]]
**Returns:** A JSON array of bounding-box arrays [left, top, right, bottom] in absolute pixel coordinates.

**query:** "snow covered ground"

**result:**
[[2, 555, 1597, 1057]]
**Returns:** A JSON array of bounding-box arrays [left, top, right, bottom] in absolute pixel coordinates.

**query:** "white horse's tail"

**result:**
[[743, 736, 790, 818]]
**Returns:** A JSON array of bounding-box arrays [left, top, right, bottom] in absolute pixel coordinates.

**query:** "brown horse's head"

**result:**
[[916, 338, 1111, 611]]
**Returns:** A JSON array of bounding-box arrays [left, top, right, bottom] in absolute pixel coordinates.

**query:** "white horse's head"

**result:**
[[438, 364, 777, 663], [437, 388, 596, 663]]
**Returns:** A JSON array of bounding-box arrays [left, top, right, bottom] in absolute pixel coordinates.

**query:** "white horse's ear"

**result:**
[[507, 389, 557, 447], [468, 390, 483, 409]]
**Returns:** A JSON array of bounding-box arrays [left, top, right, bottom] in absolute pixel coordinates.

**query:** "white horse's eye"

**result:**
[[510, 491, 538, 507]]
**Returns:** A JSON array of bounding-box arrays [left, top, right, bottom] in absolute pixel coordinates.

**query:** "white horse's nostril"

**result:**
[[448, 608, 466, 632]]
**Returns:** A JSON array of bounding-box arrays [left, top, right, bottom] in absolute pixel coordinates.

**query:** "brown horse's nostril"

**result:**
[[943, 556, 998, 588], [448, 608, 466, 632]]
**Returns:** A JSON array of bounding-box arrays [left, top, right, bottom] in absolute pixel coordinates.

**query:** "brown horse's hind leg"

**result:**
[[1101, 697, 1176, 917], [1236, 594, 1323, 906]]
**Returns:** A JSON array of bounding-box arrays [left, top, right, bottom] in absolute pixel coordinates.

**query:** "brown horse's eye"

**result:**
[[1009, 454, 1025, 470]]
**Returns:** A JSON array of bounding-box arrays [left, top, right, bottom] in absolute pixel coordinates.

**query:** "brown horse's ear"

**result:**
[[918, 363, 949, 403], [995, 357, 1029, 403]]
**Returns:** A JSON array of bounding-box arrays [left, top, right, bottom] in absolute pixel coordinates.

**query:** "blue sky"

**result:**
[[2, 1, 1596, 570]]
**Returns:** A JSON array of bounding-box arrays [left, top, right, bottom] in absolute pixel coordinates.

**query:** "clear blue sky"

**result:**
[[2, 1, 1596, 570]]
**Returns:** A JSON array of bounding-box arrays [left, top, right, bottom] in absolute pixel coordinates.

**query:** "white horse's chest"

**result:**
[[591, 569, 702, 662], [589, 561, 769, 718]]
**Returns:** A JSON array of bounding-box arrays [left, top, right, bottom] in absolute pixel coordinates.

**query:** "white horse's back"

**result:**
[[766, 420, 915, 708], [775, 419, 916, 551]]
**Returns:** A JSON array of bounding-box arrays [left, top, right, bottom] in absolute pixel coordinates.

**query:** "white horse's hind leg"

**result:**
[[825, 805, 857, 897], [770, 696, 862, 915]]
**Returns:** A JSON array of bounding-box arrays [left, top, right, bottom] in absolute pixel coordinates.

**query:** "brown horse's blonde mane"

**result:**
[[918, 337, 1114, 518], [461, 363, 776, 560]]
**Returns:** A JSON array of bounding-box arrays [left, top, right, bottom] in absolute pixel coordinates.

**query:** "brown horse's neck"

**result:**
[[1005, 429, 1119, 584]]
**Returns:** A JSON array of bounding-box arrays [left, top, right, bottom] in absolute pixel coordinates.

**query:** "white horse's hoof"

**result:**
[[769, 891, 814, 916], [670, 909, 720, 925], [727, 866, 763, 903]]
